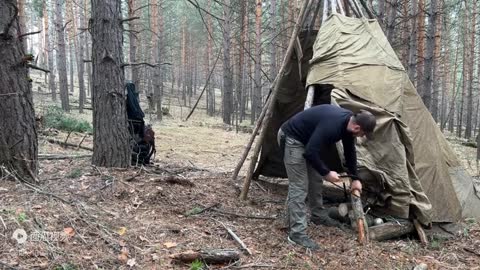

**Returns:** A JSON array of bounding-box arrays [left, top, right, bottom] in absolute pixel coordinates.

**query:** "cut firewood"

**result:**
[[327, 204, 351, 223], [369, 220, 414, 241], [170, 249, 240, 264]]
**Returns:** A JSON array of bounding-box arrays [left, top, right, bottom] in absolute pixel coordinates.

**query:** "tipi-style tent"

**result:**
[[241, 1, 480, 225]]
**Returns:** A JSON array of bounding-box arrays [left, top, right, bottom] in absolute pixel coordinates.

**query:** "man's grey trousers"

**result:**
[[278, 128, 324, 237]]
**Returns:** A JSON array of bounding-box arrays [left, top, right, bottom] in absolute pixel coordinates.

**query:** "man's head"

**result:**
[[347, 110, 376, 139]]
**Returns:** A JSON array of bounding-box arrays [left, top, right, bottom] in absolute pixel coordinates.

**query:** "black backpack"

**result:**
[[126, 82, 156, 165]]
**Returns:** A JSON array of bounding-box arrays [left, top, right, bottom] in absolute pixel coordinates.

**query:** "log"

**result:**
[[413, 219, 429, 245], [170, 249, 240, 264], [369, 220, 414, 241], [38, 154, 91, 160], [327, 203, 351, 223], [43, 138, 93, 151], [351, 187, 368, 244]]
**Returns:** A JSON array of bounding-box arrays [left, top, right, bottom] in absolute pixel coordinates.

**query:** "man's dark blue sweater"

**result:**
[[281, 104, 357, 177]]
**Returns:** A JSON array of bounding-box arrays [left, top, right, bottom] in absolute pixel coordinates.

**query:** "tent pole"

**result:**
[[336, 0, 346, 15], [238, 0, 312, 200], [322, 0, 329, 23], [348, 0, 363, 18], [358, 0, 374, 19], [231, 93, 270, 181]]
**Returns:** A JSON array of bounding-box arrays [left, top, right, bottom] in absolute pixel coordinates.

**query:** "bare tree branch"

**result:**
[[27, 64, 50, 73], [185, 0, 225, 22], [122, 62, 172, 68], [18, 30, 41, 39], [121, 16, 141, 23]]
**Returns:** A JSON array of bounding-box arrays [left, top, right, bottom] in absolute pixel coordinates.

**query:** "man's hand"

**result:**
[[325, 171, 341, 183], [351, 180, 362, 192]]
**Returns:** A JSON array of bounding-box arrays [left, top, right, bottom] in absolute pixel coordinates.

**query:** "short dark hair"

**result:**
[[352, 110, 376, 134]]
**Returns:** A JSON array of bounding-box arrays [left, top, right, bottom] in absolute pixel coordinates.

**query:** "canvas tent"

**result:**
[[254, 14, 480, 224]]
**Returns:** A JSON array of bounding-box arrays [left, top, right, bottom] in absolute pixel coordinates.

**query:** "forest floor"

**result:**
[[1, 89, 480, 269]]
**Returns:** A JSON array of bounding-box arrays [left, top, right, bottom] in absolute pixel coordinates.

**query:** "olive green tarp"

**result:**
[[254, 14, 480, 224]]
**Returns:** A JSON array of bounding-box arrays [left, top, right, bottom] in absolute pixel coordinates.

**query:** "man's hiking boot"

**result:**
[[287, 234, 320, 250]]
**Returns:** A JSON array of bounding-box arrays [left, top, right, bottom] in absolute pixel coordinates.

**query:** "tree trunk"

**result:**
[[76, 0, 86, 113], [206, 0, 214, 116], [458, 6, 469, 138], [416, 0, 425, 97], [55, 0, 70, 112], [440, 12, 450, 131], [252, 0, 262, 124], [378, 0, 385, 30], [385, 0, 398, 44], [128, 0, 139, 88], [240, 0, 249, 122], [154, 0, 164, 121], [270, 0, 277, 80], [222, 0, 233, 125], [431, 0, 442, 122], [407, 0, 418, 83], [45, 1, 56, 100], [17, 0, 27, 51], [422, 0, 436, 111], [84, 0, 92, 98], [0, 0, 38, 182], [465, 1, 476, 139], [91, 0, 130, 167]]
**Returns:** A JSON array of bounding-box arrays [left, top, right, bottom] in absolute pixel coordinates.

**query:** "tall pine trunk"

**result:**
[[128, 0, 139, 88], [431, 1, 442, 121], [55, 0, 70, 112], [0, 0, 38, 182], [458, 7, 469, 138], [252, 0, 262, 124], [422, 0, 436, 111], [76, 1, 86, 113], [45, 2, 56, 100], [407, 0, 418, 83], [222, 0, 233, 124], [91, 0, 130, 167], [465, 1, 476, 139], [416, 0, 425, 97]]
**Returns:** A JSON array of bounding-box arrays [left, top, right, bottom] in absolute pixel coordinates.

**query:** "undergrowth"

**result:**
[[43, 106, 92, 133]]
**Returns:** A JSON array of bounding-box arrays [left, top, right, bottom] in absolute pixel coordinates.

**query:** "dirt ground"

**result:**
[[1, 84, 480, 269]]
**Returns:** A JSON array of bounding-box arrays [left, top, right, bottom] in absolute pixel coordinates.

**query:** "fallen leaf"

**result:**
[[139, 235, 148, 242], [64, 227, 75, 237], [163, 241, 177, 248], [118, 227, 127, 236], [83, 256, 93, 260], [127, 258, 136, 267], [118, 247, 129, 263]]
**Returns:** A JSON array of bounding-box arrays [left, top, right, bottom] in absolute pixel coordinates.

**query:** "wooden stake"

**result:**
[[413, 219, 429, 245], [238, 0, 313, 200]]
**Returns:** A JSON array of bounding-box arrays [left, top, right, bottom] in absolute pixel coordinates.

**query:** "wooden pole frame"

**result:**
[[238, 0, 313, 200]]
